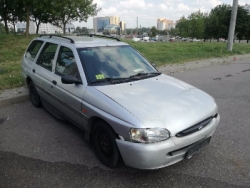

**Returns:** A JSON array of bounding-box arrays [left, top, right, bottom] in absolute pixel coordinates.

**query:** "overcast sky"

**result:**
[[74, 0, 249, 29]]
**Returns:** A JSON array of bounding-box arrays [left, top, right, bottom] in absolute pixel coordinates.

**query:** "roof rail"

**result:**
[[76, 34, 120, 42], [39, 34, 75, 43]]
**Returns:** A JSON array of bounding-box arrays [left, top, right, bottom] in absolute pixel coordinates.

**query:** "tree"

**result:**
[[18, 0, 34, 37], [50, 0, 100, 34], [0, 22, 5, 33], [158, 29, 169, 35], [244, 14, 250, 43], [150, 26, 157, 37], [176, 16, 191, 38], [8, 0, 24, 34], [0, 0, 14, 34], [31, 0, 51, 34], [82, 27, 89, 34], [169, 28, 179, 37], [176, 11, 205, 39], [204, 14, 214, 41], [75, 26, 82, 33], [188, 10, 205, 39], [209, 4, 231, 41], [235, 6, 249, 43]]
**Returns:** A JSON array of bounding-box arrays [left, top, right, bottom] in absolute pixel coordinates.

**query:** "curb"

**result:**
[[1, 54, 250, 107], [0, 86, 29, 107]]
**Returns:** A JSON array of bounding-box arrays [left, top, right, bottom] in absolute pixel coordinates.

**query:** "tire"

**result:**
[[29, 81, 42, 108], [92, 121, 121, 167]]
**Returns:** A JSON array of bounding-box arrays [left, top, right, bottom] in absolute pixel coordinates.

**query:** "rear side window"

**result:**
[[25, 40, 43, 61], [36, 42, 58, 72]]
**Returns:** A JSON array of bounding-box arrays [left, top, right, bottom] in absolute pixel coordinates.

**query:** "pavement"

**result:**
[[1, 58, 250, 187], [1, 53, 250, 107]]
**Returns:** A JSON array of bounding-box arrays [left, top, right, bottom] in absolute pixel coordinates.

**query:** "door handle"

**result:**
[[32, 69, 35, 73], [52, 80, 57, 85]]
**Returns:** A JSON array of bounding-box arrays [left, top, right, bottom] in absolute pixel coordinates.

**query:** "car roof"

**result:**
[[35, 35, 129, 48]]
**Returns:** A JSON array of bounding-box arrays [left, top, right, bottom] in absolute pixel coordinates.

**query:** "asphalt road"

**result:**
[[0, 59, 250, 188]]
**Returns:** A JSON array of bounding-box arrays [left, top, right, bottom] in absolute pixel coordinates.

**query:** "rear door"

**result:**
[[32, 42, 59, 104]]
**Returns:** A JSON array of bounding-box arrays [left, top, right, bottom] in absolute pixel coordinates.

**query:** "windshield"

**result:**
[[78, 45, 158, 84]]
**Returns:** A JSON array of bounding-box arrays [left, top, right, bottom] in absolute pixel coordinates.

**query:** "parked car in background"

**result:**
[[150, 37, 157, 41], [191, 38, 200, 42], [132, 37, 141, 42], [156, 35, 166, 41], [182, 37, 190, 42], [143, 36, 150, 42], [219, 38, 225, 42], [22, 34, 220, 170], [169, 37, 175, 42]]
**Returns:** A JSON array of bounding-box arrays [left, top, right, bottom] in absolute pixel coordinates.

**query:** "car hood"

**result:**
[[95, 74, 218, 135]]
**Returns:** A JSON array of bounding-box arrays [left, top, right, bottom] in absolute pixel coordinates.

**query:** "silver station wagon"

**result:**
[[22, 35, 220, 169]]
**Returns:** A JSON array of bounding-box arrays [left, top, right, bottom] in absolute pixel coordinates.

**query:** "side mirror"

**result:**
[[61, 75, 82, 85]]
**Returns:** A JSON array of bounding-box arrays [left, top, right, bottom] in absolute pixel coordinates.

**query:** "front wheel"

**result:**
[[29, 81, 42, 108], [92, 121, 121, 167]]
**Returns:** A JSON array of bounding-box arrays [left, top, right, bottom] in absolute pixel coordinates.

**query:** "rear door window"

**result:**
[[25, 40, 44, 61], [36, 42, 58, 71]]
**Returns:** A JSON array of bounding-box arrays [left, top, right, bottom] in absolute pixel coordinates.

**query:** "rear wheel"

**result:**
[[92, 121, 121, 167], [29, 81, 42, 107]]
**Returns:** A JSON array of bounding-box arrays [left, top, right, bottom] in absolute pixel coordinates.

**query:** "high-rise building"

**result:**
[[157, 18, 175, 30], [93, 16, 121, 33], [93, 17, 110, 33], [157, 18, 166, 31], [119, 21, 126, 34], [110, 16, 120, 26]]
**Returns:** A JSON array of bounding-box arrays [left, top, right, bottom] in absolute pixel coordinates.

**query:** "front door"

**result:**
[[50, 45, 86, 127]]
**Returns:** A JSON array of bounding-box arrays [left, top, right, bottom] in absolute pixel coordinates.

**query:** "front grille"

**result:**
[[176, 114, 217, 137]]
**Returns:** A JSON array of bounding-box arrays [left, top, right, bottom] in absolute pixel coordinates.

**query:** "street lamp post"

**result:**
[[227, 0, 238, 51]]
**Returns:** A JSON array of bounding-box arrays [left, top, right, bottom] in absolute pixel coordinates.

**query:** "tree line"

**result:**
[[0, 0, 100, 36], [173, 4, 250, 42]]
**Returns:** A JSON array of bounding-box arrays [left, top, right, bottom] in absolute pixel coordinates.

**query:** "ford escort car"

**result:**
[[22, 34, 220, 169]]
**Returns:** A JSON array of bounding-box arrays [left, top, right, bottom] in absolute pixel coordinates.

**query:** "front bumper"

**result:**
[[116, 114, 220, 169]]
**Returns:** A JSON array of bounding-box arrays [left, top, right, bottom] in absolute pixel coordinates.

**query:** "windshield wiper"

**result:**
[[129, 72, 162, 79], [90, 72, 162, 85], [90, 77, 131, 85]]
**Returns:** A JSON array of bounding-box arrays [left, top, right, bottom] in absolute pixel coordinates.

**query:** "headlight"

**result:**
[[130, 128, 170, 143]]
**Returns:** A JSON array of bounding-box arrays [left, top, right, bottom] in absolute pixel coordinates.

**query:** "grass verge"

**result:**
[[0, 34, 250, 90], [122, 39, 250, 66], [0, 34, 37, 90]]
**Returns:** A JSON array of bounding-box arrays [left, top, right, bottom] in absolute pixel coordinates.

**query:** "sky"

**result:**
[[74, 0, 249, 29]]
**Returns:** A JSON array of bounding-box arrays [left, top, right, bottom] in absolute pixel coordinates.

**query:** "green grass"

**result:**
[[0, 34, 250, 90], [122, 39, 250, 66], [0, 34, 37, 90]]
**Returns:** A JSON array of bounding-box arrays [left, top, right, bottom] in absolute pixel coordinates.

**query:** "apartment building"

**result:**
[[93, 16, 123, 33], [157, 18, 175, 30]]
